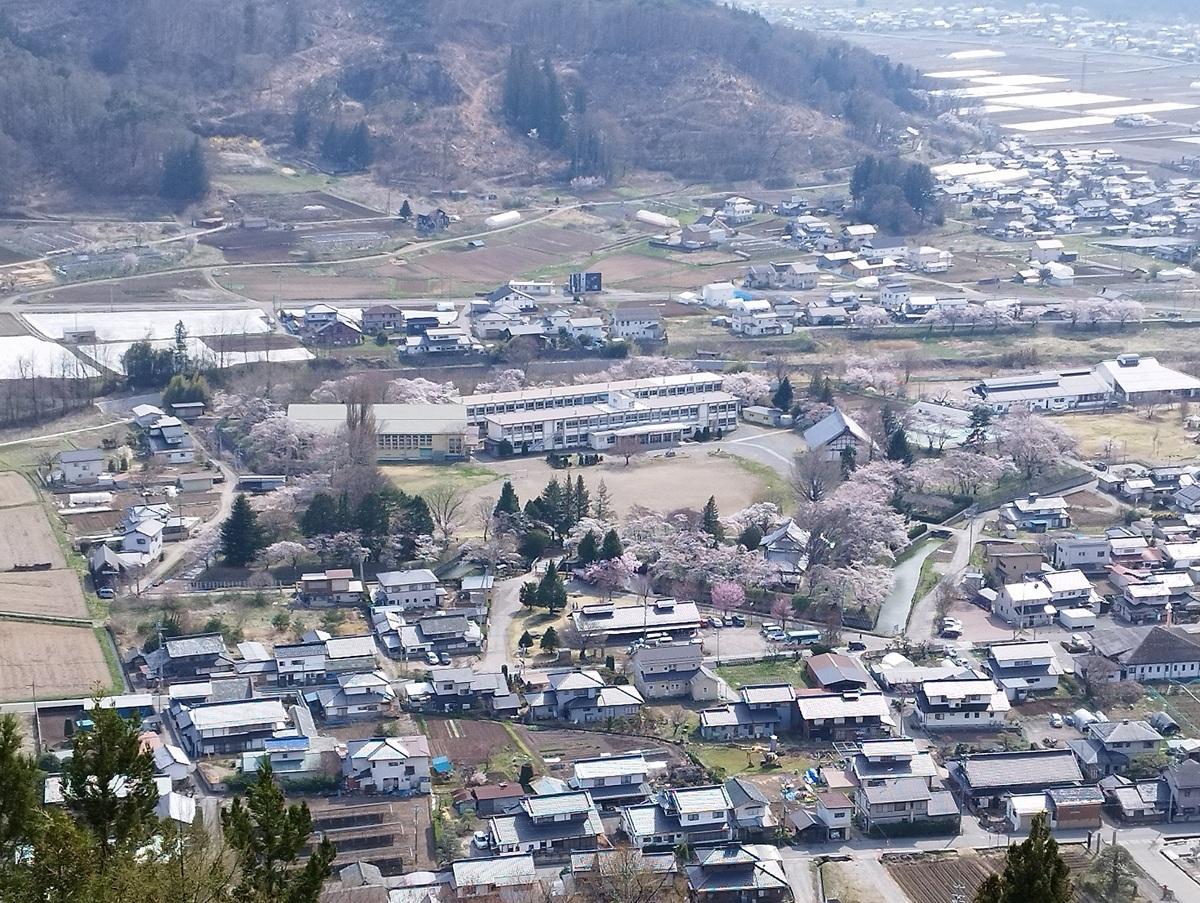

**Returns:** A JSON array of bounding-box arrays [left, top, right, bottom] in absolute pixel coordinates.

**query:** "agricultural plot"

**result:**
[[0, 473, 36, 507], [31, 271, 216, 307], [0, 570, 89, 620], [235, 191, 382, 223], [0, 336, 98, 379], [0, 506, 66, 570], [0, 621, 112, 702], [885, 846, 1092, 903]]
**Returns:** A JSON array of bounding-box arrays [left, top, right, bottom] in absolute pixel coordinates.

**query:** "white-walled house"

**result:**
[[343, 735, 431, 793], [122, 519, 164, 559], [56, 448, 106, 484], [374, 569, 445, 610], [915, 678, 1011, 730]]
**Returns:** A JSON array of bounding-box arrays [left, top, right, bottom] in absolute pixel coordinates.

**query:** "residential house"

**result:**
[[841, 224, 877, 250], [569, 754, 651, 810], [1166, 759, 1200, 821], [132, 404, 165, 429], [375, 612, 482, 658], [993, 581, 1054, 629], [173, 698, 290, 757], [123, 518, 164, 559], [298, 569, 364, 607], [1175, 484, 1200, 513], [175, 472, 215, 493], [807, 653, 870, 692], [150, 633, 231, 681], [1114, 580, 1172, 625], [795, 691, 893, 741], [1068, 720, 1163, 780], [458, 783, 526, 818], [342, 735, 431, 793], [526, 669, 644, 725], [790, 791, 854, 843], [721, 197, 756, 225], [1052, 536, 1111, 574], [685, 845, 790, 903], [952, 749, 1085, 811], [311, 316, 364, 347], [802, 408, 874, 462], [915, 678, 1011, 731], [568, 851, 679, 899], [982, 542, 1044, 585], [1038, 569, 1095, 610], [621, 785, 735, 850], [609, 308, 666, 343], [986, 641, 1063, 701], [305, 670, 396, 723], [374, 569, 444, 611], [450, 855, 538, 902], [409, 666, 514, 715], [725, 777, 778, 842], [804, 303, 849, 326], [275, 634, 378, 685], [1105, 777, 1170, 823], [698, 684, 796, 741], [488, 792, 605, 859], [774, 261, 820, 289], [627, 642, 723, 702], [565, 317, 605, 343], [361, 304, 404, 334], [459, 574, 495, 608], [56, 448, 106, 484], [1000, 494, 1071, 532]]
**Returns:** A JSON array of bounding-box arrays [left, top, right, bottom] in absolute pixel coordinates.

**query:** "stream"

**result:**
[[875, 536, 944, 637]]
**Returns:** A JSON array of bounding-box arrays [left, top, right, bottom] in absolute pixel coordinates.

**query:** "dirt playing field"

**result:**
[[0, 506, 65, 569], [384, 451, 767, 527], [0, 570, 88, 620], [0, 472, 36, 507], [0, 621, 112, 702], [1059, 408, 1196, 464]]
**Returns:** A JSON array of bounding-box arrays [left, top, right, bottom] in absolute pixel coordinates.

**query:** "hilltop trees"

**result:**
[[850, 155, 941, 233]]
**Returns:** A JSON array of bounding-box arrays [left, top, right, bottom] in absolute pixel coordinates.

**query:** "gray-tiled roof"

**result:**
[[1090, 720, 1163, 745], [959, 749, 1083, 791], [165, 633, 226, 658], [860, 777, 932, 806]]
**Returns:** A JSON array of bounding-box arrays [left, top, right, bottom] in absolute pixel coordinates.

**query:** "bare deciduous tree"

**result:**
[[793, 449, 840, 503], [425, 483, 468, 547]]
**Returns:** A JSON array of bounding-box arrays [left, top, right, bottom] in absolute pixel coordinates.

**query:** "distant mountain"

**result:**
[[0, 0, 935, 205]]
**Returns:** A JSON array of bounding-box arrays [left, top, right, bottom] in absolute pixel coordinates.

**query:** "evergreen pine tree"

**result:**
[[355, 492, 390, 541], [518, 630, 535, 651], [701, 496, 724, 543], [974, 813, 1071, 903], [599, 529, 624, 561], [820, 376, 835, 404], [292, 106, 311, 147], [539, 478, 569, 540], [537, 561, 567, 612], [399, 199, 413, 220], [737, 524, 762, 551], [839, 445, 858, 478], [519, 583, 539, 610], [335, 492, 352, 532], [577, 530, 599, 566], [300, 492, 338, 537], [772, 376, 794, 411], [540, 626, 559, 652], [220, 494, 266, 567], [222, 760, 336, 902], [494, 481, 521, 517], [572, 475, 589, 527], [539, 59, 567, 147], [63, 699, 159, 855], [0, 715, 39, 860], [808, 370, 823, 398], [591, 479, 613, 520], [886, 427, 914, 465]]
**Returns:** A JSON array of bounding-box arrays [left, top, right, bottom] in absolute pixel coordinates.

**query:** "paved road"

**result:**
[[477, 573, 532, 672], [714, 425, 806, 478]]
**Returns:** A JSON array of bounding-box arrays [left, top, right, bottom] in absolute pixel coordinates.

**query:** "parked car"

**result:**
[[730, 614, 746, 628], [472, 831, 490, 849], [759, 622, 778, 636], [710, 617, 724, 629], [425, 651, 439, 666], [847, 640, 867, 652], [438, 651, 452, 665], [1049, 713, 1064, 728], [96, 587, 116, 600]]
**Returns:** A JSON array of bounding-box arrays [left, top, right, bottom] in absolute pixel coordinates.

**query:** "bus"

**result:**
[[785, 629, 821, 646]]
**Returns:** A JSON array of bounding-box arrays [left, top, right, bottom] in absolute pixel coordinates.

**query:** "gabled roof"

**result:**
[[349, 735, 430, 762], [959, 749, 1082, 791], [803, 408, 872, 450], [1124, 627, 1200, 666], [1090, 719, 1162, 745]]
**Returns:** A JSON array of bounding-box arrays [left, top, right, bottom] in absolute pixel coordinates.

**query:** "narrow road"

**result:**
[[0, 417, 131, 448], [476, 573, 531, 672]]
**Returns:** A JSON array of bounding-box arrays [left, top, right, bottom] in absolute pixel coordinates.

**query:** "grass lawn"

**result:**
[[1058, 408, 1195, 464], [717, 451, 793, 508], [382, 462, 500, 497], [715, 658, 811, 688], [692, 742, 814, 778]]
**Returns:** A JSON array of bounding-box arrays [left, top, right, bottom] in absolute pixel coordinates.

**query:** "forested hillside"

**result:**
[[0, 0, 933, 206]]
